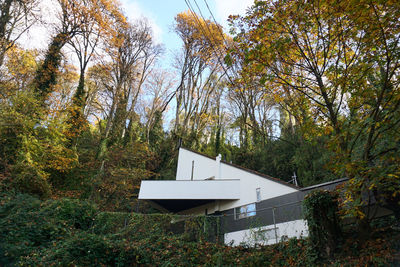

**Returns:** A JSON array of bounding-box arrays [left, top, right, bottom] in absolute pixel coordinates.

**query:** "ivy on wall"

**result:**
[[303, 190, 342, 259]]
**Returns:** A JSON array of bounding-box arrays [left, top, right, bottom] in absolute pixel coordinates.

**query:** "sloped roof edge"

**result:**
[[300, 178, 349, 191], [180, 147, 300, 190]]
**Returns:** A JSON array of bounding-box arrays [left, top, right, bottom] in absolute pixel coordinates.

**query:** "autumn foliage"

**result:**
[[228, 0, 400, 225], [0, 0, 399, 265]]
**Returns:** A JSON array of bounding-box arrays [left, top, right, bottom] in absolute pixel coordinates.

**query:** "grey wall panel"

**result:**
[[220, 179, 347, 233]]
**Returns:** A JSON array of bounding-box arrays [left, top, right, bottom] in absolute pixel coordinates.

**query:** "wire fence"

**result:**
[[95, 199, 394, 247], [94, 200, 308, 246], [220, 200, 307, 246]]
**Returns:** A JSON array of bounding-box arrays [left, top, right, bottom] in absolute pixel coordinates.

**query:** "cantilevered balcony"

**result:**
[[138, 179, 240, 212]]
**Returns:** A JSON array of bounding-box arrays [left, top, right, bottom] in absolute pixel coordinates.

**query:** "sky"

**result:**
[[116, 0, 254, 130], [119, 0, 254, 68], [16, 0, 278, 136], [19, 0, 254, 68]]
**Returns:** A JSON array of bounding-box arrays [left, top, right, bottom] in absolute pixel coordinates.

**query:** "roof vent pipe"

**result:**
[[216, 154, 222, 179], [191, 160, 194, 180]]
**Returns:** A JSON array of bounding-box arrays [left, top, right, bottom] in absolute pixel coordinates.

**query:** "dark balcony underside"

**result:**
[[150, 199, 215, 213]]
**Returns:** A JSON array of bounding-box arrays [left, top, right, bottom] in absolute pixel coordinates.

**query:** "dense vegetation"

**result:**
[[0, 193, 397, 266], [0, 0, 399, 265]]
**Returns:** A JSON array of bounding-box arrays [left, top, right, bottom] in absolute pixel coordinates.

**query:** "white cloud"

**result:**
[[119, 0, 163, 44], [213, 0, 253, 31]]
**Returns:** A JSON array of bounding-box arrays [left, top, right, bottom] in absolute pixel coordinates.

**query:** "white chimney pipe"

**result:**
[[216, 154, 222, 179]]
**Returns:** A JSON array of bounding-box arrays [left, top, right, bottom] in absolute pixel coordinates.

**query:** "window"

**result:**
[[256, 188, 261, 202], [234, 203, 256, 220]]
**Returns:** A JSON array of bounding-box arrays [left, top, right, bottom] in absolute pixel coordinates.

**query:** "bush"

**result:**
[[40, 198, 97, 230], [303, 190, 342, 260], [0, 195, 98, 265], [0, 194, 57, 265], [11, 163, 51, 198], [92, 211, 131, 234], [0, 194, 395, 266], [20, 232, 140, 266]]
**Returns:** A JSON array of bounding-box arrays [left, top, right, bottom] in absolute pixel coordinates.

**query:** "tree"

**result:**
[[84, 19, 162, 173], [0, 0, 39, 67], [139, 68, 176, 144], [0, 91, 77, 197], [229, 0, 400, 222], [33, 0, 123, 105], [65, 0, 124, 142], [0, 46, 38, 99], [173, 11, 226, 146], [89, 142, 155, 211]]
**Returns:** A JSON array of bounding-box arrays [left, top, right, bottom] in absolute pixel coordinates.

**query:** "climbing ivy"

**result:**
[[303, 190, 342, 259]]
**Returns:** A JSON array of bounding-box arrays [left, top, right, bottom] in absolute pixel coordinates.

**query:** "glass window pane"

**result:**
[[247, 203, 256, 216], [235, 203, 257, 220]]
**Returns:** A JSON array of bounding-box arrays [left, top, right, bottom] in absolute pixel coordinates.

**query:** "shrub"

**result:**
[[11, 162, 51, 198], [303, 190, 342, 260], [0, 195, 98, 265], [40, 198, 97, 230], [0, 194, 58, 265], [0, 194, 395, 266], [92, 211, 131, 234], [20, 232, 141, 266]]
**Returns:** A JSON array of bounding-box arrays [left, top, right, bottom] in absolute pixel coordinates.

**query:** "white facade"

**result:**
[[138, 147, 302, 246], [174, 148, 298, 214], [224, 219, 308, 246]]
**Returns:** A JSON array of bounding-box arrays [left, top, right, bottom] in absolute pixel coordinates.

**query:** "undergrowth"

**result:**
[[0, 193, 397, 266]]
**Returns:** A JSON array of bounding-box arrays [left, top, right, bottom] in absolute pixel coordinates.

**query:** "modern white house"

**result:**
[[138, 147, 346, 246]]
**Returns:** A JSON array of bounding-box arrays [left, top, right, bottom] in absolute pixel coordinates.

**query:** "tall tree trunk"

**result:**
[[34, 32, 70, 103], [0, 0, 13, 38], [97, 88, 118, 173], [0, 0, 13, 67], [110, 95, 128, 143], [74, 70, 86, 107], [66, 70, 87, 147]]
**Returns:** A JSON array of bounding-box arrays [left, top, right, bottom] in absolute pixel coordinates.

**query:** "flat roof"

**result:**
[[139, 179, 240, 200], [139, 179, 241, 213]]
